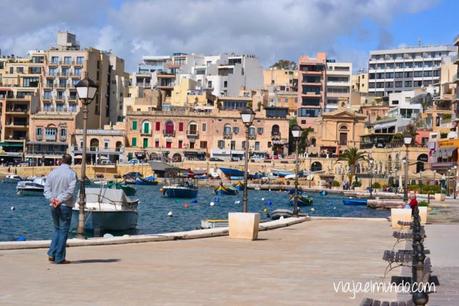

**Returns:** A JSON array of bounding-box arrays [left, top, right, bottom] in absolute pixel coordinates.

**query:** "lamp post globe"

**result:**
[[240, 108, 255, 213], [291, 124, 302, 216], [75, 77, 97, 238]]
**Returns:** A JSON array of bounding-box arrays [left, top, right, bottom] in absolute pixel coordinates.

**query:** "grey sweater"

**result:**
[[44, 164, 78, 207]]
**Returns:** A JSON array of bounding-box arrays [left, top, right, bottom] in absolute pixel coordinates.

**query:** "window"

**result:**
[[179, 122, 184, 131], [233, 127, 240, 134], [230, 141, 236, 150], [257, 128, 264, 135], [76, 56, 84, 65], [142, 121, 150, 134], [59, 78, 67, 87], [155, 122, 160, 131], [255, 141, 260, 151], [395, 81, 403, 88], [405, 81, 412, 87], [23, 77, 39, 87], [202, 123, 207, 132], [69, 104, 77, 112], [218, 140, 225, 149], [56, 103, 64, 112], [64, 56, 71, 64], [72, 79, 79, 86], [60, 129, 67, 137], [131, 137, 137, 147], [49, 67, 57, 76], [104, 142, 109, 149], [200, 141, 207, 149], [30, 67, 41, 74], [188, 123, 197, 135], [155, 140, 159, 148], [143, 138, 148, 148], [62, 67, 69, 76], [178, 140, 183, 149], [51, 56, 59, 64], [224, 81, 228, 88], [132, 120, 137, 130], [57, 91, 64, 99], [74, 67, 81, 76], [249, 126, 256, 137], [224, 124, 232, 135], [36, 128, 42, 136], [44, 103, 52, 111], [414, 71, 423, 77], [43, 91, 52, 99]]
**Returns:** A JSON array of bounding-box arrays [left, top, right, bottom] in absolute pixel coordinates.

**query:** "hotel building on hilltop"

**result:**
[[368, 45, 455, 97]]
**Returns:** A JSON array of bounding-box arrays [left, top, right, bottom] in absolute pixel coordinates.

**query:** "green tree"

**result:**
[[338, 147, 366, 186], [271, 59, 297, 70], [288, 117, 312, 154]]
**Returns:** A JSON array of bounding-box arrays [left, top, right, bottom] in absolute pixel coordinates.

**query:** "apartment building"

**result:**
[[368, 45, 456, 96], [297, 52, 327, 126], [325, 61, 352, 112], [0, 55, 42, 161], [1, 32, 129, 164], [351, 71, 368, 93], [125, 107, 289, 162]]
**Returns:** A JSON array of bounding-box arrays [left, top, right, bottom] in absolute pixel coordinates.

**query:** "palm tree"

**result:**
[[338, 147, 366, 186]]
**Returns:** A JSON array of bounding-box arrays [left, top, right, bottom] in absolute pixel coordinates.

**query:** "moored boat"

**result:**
[[106, 181, 137, 196], [2, 174, 23, 184], [16, 177, 46, 196], [343, 198, 368, 206], [289, 194, 313, 206], [73, 187, 139, 232], [215, 184, 239, 195], [135, 175, 158, 185], [233, 181, 245, 191]]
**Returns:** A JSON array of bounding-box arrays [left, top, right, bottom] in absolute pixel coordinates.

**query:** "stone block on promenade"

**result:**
[[391, 208, 412, 229], [434, 193, 446, 201], [418, 206, 427, 224], [228, 212, 260, 240]]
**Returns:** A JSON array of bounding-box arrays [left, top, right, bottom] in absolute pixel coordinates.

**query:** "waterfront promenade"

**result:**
[[1, 218, 398, 305]]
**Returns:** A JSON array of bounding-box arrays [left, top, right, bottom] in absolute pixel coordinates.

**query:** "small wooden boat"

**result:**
[[343, 198, 368, 206], [233, 181, 245, 191], [135, 175, 158, 185], [215, 185, 239, 195], [16, 177, 46, 196], [289, 194, 313, 206]]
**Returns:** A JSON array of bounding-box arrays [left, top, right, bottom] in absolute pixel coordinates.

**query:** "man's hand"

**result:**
[[51, 198, 61, 208]]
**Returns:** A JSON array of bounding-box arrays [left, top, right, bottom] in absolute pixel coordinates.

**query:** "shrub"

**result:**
[[332, 180, 341, 187], [352, 181, 362, 188], [372, 182, 381, 189], [418, 200, 429, 207]]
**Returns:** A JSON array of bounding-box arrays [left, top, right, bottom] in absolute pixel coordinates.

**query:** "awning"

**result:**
[[0, 142, 24, 147], [433, 147, 456, 159]]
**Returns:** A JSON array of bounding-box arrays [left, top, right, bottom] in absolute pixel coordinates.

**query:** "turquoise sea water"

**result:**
[[0, 183, 389, 241]]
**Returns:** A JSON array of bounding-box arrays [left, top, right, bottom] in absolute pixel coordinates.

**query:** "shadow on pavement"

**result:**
[[70, 258, 121, 264]]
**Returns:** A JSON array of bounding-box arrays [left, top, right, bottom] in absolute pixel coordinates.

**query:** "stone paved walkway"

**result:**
[[0, 218, 400, 306]]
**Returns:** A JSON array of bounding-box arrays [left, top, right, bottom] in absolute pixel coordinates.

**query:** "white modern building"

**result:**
[[368, 45, 456, 96], [178, 53, 264, 97], [325, 60, 352, 112]]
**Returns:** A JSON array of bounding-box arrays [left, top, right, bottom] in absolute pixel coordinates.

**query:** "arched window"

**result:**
[[416, 154, 428, 173], [223, 124, 232, 136], [90, 138, 99, 151], [172, 153, 182, 162], [271, 124, 280, 136], [115, 141, 122, 152], [339, 125, 348, 146], [311, 161, 322, 172], [142, 121, 151, 134], [249, 126, 256, 137]]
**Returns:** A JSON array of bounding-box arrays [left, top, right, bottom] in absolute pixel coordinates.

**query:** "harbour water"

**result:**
[[0, 183, 389, 241]]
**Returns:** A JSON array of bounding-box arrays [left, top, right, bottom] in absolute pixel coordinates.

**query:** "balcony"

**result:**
[[36, 134, 43, 141], [271, 133, 281, 141], [187, 131, 199, 138], [248, 134, 256, 140], [60, 135, 67, 142], [223, 133, 232, 139], [163, 130, 176, 137], [45, 135, 57, 141], [6, 107, 28, 114], [141, 130, 152, 136]]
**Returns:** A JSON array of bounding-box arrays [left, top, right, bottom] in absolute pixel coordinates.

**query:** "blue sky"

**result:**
[[0, 0, 457, 71]]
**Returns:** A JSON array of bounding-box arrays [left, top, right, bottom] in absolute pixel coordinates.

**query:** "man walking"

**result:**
[[44, 154, 77, 264]]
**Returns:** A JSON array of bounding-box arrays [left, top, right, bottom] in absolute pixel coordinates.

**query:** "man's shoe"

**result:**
[[48, 256, 54, 262], [55, 260, 71, 264]]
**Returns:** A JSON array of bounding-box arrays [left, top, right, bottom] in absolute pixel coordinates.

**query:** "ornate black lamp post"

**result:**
[[291, 125, 302, 216], [75, 77, 97, 238], [240, 108, 255, 213]]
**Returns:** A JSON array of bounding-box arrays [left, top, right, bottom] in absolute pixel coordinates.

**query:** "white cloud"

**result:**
[[0, 0, 437, 71]]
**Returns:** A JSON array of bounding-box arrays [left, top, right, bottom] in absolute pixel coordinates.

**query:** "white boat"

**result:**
[[16, 177, 46, 196], [3, 174, 23, 184], [73, 187, 139, 232]]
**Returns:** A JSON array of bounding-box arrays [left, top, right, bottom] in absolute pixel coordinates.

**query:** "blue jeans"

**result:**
[[48, 205, 73, 263]]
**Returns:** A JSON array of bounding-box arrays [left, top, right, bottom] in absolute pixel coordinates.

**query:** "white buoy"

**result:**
[[333, 207, 336, 210], [10, 206, 15, 211], [168, 211, 173, 217], [310, 208, 315, 212], [210, 202, 215, 206], [261, 197, 265, 201], [234, 200, 240, 204]]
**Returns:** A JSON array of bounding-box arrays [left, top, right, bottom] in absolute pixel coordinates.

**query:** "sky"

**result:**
[[0, 0, 457, 72]]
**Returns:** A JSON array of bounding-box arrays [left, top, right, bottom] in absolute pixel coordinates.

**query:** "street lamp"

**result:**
[[369, 158, 374, 199], [403, 136, 412, 202], [75, 77, 97, 238], [453, 165, 458, 199], [240, 108, 255, 213], [291, 125, 302, 216]]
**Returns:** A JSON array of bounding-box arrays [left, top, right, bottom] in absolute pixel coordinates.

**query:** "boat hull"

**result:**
[[215, 187, 239, 195], [72, 210, 138, 231], [16, 188, 44, 196], [162, 187, 198, 198], [289, 196, 313, 206], [343, 199, 368, 206]]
